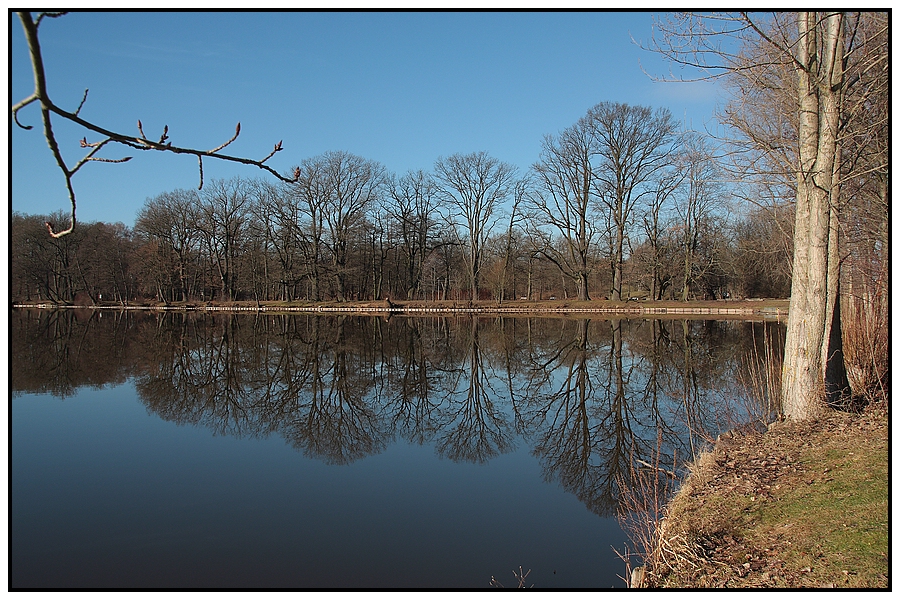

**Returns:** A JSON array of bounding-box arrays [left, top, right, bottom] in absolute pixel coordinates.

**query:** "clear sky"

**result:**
[[11, 10, 722, 227]]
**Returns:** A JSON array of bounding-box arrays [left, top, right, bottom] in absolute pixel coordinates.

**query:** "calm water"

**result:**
[[10, 310, 784, 589]]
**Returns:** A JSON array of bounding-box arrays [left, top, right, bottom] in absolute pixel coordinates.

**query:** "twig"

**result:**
[[208, 122, 241, 153], [489, 565, 533, 588], [635, 458, 678, 478], [13, 11, 300, 238]]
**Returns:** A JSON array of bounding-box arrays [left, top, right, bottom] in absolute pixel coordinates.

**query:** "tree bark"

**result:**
[[780, 12, 848, 420]]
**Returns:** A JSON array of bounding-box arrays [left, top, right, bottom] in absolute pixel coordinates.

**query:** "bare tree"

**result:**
[[247, 179, 297, 301], [494, 178, 529, 302], [135, 189, 201, 302], [198, 178, 252, 301], [638, 167, 684, 300], [12, 212, 72, 302], [731, 203, 794, 299], [529, 117, 599, 301], [832, 14, 889, 402], [589, 103, 678, 301], [434, 152, 519, 301], [319, 151, 385, 301], [286, 157, 332, 301], [383, 170, 439, 300], [12, 11, 298, 238], [672, 132, 727, 300], [648, 11, 887, 419]]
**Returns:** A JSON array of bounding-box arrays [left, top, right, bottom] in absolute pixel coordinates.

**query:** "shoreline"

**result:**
[[11, 299, 789, 320], [632, 401, 888, 588]]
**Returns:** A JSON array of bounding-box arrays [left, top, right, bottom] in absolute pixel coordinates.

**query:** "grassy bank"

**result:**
[[636, 401, 888, 588]]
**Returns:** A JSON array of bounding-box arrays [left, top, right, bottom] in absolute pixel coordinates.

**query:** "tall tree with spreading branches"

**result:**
[[434, 152, 519, 302], [529, 116, 599, 301], [648, 11, 887, 419], [590, 102, 678, 302]]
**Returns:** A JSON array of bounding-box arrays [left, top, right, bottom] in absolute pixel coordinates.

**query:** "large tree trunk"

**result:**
[[780, 12, 848, 420], [575, 270, 590, 301], [611, 224, 625, 301]]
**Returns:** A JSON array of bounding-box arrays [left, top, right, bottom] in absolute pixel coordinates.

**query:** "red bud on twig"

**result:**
[[209, 123, 242, 154]]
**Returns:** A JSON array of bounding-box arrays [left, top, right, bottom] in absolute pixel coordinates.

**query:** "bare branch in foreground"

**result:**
[[13, 11, 299, 237]]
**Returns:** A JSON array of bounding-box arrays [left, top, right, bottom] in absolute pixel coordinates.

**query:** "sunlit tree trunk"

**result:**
[[781, 12, 848, 419]]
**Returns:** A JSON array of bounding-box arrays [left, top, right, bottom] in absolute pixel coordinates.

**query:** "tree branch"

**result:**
[[13, 11, 300, 237]]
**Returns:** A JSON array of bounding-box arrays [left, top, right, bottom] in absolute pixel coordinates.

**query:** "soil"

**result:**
[[639, 400, 889, 589]]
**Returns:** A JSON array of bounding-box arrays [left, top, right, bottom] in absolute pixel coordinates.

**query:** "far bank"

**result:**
[[12, 298, 789, 320]]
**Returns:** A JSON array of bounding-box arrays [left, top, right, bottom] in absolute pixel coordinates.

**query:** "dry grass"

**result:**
[[614, 429, 681, 587], [842, 285, 889, 405], [737, 324, 783, 424], [635, 402, 888, 588]]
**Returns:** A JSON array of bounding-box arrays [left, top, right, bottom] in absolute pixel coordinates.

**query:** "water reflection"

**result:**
[[10, 309, 784, 518]]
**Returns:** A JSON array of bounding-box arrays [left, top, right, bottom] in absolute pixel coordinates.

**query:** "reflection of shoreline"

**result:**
[[11, 301, 789, 321]]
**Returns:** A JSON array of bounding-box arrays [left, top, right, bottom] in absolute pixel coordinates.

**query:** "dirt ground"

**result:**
[[640, 400, 889, 589]]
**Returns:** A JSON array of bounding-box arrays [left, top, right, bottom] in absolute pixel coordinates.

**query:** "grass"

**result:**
[[637, 401, 888, 588], [750, 423, 889, 587]]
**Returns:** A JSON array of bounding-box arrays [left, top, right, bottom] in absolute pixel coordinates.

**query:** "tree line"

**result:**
[[11, 103, 797, 305]]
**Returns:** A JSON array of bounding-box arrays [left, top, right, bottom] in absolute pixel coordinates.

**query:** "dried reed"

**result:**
[[737, 323, 783, 423], [842, 283, 889, 405], [614, 428, 680, 587]]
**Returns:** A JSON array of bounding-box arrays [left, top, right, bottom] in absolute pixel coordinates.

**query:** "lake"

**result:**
[[10, 309, 784, 589]]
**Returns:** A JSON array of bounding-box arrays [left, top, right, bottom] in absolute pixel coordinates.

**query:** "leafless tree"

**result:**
[[529, 116, 599, 301], [319, 151, 385, 301], [285, 156, 332, 301], [648, 11, 887, 419], [135, 189, 202, 302], [247, 179, 295, 301], [493, 178, 529, 302], [12, 11, 299, 238], [730, 203, 794, 298], [383, 170, 439, 300], [434, 152, 519, 301], [11, 212, 71, 302], [638, 167, 684, 300], [198, 178, 252, 301], [672, 132, 728, 300], [589, 103, 678, 301]]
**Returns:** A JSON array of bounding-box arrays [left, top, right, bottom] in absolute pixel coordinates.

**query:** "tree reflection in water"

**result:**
[[431, 317, 516, 463], [11, 309, 783, 517]]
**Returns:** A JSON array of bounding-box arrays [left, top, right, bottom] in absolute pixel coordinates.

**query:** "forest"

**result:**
[[12, 104, 800, 306]]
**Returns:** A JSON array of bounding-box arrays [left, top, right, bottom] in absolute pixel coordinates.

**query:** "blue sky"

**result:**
[[11, 10, 722, 227]]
